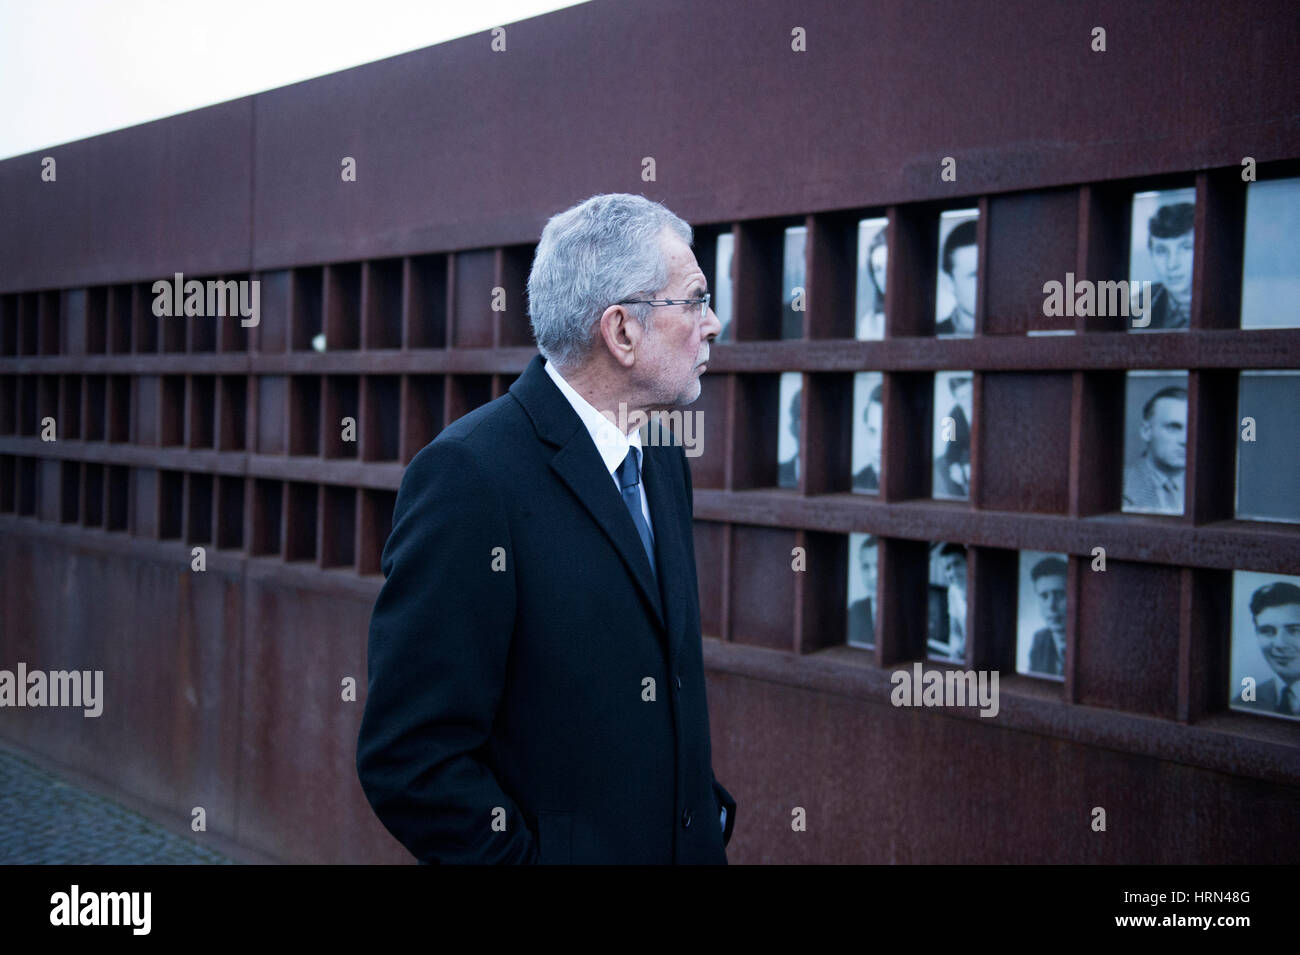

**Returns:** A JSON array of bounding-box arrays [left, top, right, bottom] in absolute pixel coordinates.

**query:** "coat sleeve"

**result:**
[[356, 436, 537, 864]]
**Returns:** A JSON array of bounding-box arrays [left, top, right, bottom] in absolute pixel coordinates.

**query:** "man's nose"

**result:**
[[702, 305, 722, 340]]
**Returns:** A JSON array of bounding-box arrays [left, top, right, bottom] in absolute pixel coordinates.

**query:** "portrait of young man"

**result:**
[[933, 372, 972, 500], [1121, 377, 1188, 515], [1230, 575, 1300, 722], [935, 215, 978, 337], [852, 372, 882, 493], [1129, 194, 1195, 331], [356, 193, 736, 864], [1020, 553, 1068, 680], [846, 533, 878, 648], [927, 542, 967, 662]]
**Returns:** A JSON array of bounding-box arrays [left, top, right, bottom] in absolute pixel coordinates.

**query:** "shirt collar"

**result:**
[[543, 358, 642, 477], [1142, 451, 1183, 493]]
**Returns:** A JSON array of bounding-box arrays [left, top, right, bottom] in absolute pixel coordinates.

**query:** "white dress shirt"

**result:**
[[543, 359, 726, 836], [543, 359, 652, 535]]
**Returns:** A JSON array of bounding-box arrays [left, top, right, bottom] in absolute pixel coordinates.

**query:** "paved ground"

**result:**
[[0, 746, 232, 864]]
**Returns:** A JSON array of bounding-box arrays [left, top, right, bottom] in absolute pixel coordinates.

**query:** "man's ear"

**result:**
[[1138, 418, 1153, 444], [597, 304, 642, 368]]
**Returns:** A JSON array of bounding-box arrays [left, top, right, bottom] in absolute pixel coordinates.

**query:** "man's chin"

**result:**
[[671, 379, 703, 407]]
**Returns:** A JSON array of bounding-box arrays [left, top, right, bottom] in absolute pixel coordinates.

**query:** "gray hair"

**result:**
[[527, 193, 692, 369]]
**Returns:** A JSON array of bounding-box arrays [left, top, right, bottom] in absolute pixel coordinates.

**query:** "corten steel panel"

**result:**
[[0, 539, 243, 838], [729, 525, 797, 650], [795, 530, 848, 654], [685, 371, 727, 489], [0, 98, 254, 293], [229, 0, 1300, 271], [452, 251, 497, 348], [984, 189, 1078, 335], [236, 575, 409, 863], [977, 372, 1072, 514], [703, 668, 1294, 864], [1076, 559, 1182, 718], [693, 520, 725, 639]]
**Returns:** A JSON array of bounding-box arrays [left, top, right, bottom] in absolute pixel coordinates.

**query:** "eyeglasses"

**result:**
[[617, 293, 711, 322]]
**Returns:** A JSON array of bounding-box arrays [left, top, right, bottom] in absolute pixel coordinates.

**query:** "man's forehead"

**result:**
[[1257, 604, 1300, 622], [661, 233, 705, 285], [1153, 397, 1187, 418]]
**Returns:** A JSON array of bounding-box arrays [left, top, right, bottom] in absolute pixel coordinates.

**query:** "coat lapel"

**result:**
[[640, 439, 689, 660], [510, 356, 666, 634]]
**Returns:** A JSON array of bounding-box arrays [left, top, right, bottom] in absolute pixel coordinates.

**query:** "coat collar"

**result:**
[[509, 354, 691, 654]]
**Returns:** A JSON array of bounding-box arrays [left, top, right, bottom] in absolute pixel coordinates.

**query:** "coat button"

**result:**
[[675, 675, 682, 690], [681, 809, 693, 829]]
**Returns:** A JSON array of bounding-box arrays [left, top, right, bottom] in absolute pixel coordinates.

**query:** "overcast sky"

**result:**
[[0, 0, 589, 160]]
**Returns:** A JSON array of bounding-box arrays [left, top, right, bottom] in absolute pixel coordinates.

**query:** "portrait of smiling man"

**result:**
[[356, 193, 735, 864]]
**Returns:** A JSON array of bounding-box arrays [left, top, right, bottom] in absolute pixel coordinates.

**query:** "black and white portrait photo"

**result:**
[[1016, 551, 1068, 680], [1236, 371, 1300, 524], [713, 231, 735, 342], [935, 209, 979, 337], [1128, 188, 1195, 332], [1240, 176, 1300, 329], [932, 371, 973, 501], [851, 371, 883, 493], [782, 225, 806, 339], [777, 371, 802, 488], [927, 542, 967, 662], [856, 216, 888, 340], [846, 533, 878, 648], [1121, 371, 1188, 515], [1229, 570, 1300, 722]]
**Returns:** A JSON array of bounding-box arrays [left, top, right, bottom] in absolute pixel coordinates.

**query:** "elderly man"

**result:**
[[357, 193, 734, 864]]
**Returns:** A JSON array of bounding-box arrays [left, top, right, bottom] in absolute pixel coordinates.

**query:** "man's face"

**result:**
[[1148, 231, 1194, 301], [1254, 603, 1300, 683], [869, 244, 887, 297], [864, 400, 882, 471], [859, 544, 878, 596], [951, 380, 972, 420], [946, 244, 978, 318], [1034, 574, 1067, 630], [1140, 397, 1187, 471], [632, 230, 721, 409], [941, 552, 966, 589]]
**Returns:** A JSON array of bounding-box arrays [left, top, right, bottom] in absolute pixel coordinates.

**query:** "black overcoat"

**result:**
[[357, 354, 735, 864]]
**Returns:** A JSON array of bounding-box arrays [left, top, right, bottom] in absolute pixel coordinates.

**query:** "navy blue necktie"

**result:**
[[616, 448, 656, 579]]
